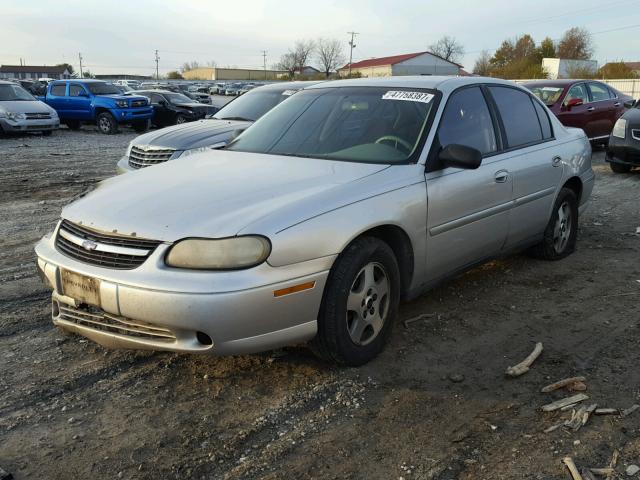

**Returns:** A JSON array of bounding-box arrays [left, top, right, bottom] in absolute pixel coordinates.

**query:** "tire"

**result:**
[[175, 114, 187, 125], [97, 112, 118, 135], [609, 162, 631, 174], [311, 237, 401, 366], [132, 119, 150, 133], [64, 120, 81, 130], [529, 187, 578, 261]]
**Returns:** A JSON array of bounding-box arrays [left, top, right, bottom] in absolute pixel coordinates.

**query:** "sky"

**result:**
[[1, 0, 639, 76]]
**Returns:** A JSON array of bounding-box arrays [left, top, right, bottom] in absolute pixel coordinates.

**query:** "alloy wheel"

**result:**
[[346, 262, 390, 346], [553, 201, 572, 254]]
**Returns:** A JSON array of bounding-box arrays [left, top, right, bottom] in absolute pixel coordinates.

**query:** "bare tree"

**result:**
[[557, 27, 593, 60], [206, 60, 217, 67], [275, 52, 298, 77], [473, 50, 492, 76], [180, 61, 200, 73], [428, 35, 465, 64], [316, 38, 345, 78], [293, 39, 316, 72]]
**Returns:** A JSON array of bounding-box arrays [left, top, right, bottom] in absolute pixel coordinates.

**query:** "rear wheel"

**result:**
[[97, 112, 118, 135], [311, 237, 400, 366], [64, 120, 81, 130], [529, 187, 578, 261], [609, 162, 631, 173]]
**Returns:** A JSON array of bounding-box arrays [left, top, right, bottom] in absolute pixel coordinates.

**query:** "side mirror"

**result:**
[[438, 144, 482, 170], [565, 98, 583, 110], [623, 99, 635, 109]]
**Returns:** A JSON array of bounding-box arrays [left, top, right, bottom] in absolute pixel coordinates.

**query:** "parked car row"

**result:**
[[36, 76, 597, 366]]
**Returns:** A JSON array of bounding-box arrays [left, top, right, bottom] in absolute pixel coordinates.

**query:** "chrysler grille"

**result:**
[[25, 112, 52, 119], [128, 145, 175, 169], [57, 303, 176, 342], [55, 220, 161, 269]]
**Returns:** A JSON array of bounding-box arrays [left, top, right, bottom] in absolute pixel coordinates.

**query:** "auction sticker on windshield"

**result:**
[[382, 91, 434, 103]]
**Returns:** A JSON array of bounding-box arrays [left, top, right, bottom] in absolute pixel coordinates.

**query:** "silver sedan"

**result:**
[[35, 76, 594, 365]]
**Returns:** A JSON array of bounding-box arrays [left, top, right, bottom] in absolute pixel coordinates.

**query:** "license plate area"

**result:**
[[61, 269, 101, 307]]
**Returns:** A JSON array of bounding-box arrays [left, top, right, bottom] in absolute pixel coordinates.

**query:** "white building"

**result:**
[[339, 51, 462, 77], [542, 58, 598, 79]]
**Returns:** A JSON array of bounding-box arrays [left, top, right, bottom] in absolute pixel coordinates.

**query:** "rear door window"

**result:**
[[69, 84, 85, 97], [588, 82, 612, 101], [50, 84, 66, 96], [437, 86, 497, 155], [488, 86, 543, 148]]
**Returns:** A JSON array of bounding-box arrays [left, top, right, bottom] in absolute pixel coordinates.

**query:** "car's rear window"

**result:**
[[489, 86, 543, 148]]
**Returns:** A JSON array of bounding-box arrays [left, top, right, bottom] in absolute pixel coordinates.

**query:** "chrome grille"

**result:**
[[128, 145, 175, 169], [58, 303, 176, 342], [25, 112, 52, 119], [55, 220, 161, 269]]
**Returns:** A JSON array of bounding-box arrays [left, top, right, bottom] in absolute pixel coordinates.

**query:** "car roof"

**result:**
[[51, 79, 106, 84], [253, 80, 323, 92], [522, 79, 598, 88], [304, 76, 522, 94]]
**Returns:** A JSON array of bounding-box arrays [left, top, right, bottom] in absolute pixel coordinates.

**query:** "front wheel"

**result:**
[[528, 187, 578, 260], [609, 162, 631, 174], [97, 112, 118, 135], [312, 237, 400, 366], [175, 114, 188, 124]]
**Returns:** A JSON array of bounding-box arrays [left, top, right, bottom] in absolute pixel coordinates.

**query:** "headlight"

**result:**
[[115, 100, 128, 108], [6, 111, 26, 120], [50, 109, 59, 118], [165, 236, 271, 270], [612, 118, 626, 139]]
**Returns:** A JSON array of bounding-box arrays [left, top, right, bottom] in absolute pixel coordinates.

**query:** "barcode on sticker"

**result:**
[[382, 91, 434, 103]]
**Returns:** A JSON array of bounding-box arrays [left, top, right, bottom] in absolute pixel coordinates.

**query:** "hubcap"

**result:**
[[346, 262, 390, 346], [176, 116, 185, 124], [99, 117, 110, 132], [552, 201, 572, 253]]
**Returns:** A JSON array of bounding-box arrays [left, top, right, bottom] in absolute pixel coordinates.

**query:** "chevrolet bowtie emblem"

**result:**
[[82, 240, 98, 251]]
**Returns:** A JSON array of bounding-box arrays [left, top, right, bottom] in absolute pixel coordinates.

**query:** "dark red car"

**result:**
[[523, 80, 634, 144]]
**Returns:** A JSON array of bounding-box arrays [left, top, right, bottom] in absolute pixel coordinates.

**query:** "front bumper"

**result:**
[[0, 117, 59, 132], [111, 107, 154, 123], [35, 229, 333, 355], [607, 133, 640, 166]]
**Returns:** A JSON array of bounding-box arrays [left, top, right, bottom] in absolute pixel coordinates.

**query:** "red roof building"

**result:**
[[339, 51, 463, 77]]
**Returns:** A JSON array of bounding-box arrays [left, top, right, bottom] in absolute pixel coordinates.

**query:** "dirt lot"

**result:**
[[1, 128, 639, 480]]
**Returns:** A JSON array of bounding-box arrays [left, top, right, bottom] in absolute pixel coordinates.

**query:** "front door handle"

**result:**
[[587, 106, 595, 112], [494, 170, 509, 183], [552, 156, 562, 167], [614, 102, 621, 107]]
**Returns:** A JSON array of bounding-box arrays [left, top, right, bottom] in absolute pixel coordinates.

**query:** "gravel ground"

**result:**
[[0, 128, 639, 480]]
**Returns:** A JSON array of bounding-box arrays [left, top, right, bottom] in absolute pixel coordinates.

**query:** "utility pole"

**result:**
[[347, 32, 359, 77], [154, 50, 160, 80], [261, 50, 267, 80], [78, 52, 84, 78]]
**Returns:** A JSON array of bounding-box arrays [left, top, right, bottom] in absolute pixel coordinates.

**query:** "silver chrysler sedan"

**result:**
[[35, 76, 594, 366]]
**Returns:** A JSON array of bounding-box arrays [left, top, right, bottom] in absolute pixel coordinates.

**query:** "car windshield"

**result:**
[[86, 82, 122, 95], [0, 84, 36, 101], [526, 85, 564, 106], [214, 88, 298, 122], [227, 87, 436, 163], [164, 92, 193, 103]]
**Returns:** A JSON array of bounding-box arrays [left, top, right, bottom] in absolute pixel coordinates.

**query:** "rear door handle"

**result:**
[[614, 102, 621, 107], [552, 156, 562, 167], [494, 170, 509, 183], [587, 107, 595, 112]]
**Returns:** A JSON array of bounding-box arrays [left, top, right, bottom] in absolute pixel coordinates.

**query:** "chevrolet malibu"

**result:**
[[35, 77, 594, 366]]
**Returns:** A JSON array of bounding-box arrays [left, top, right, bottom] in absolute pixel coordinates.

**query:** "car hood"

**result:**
[[101, 94, 147, 102], [130, 119, 250, 150], [63, 151, 389, 241], [621, 107, 640, 125], [0, 99, 54, 113]]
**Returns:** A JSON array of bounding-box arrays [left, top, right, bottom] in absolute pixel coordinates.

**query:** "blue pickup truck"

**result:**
[[40, 79, 153, 134]]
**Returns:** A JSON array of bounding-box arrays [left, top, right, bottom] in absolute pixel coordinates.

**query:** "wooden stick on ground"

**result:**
[[581, 469, 598, 480], [541, 376, 586, 393], [541, 394, 589, 412], [402, 313, 435, 328], [606, 450, 619, 480], [506, 342, 543, 377], [594, 408, 618, 415], [589, 468, 614, 476], [563, 457, 584, 480], [621, 404, 640, 417]]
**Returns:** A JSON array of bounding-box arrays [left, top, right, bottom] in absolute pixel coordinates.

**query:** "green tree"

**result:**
[[557, 27, 593, 60], [599, 61, 637, 79], [56, 63, 76, 77], [538, 37, 556, 58], [166, 70, 184, 79]]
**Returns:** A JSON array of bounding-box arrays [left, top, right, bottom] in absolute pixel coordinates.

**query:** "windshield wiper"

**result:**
[[217, 116, 254, 122]]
